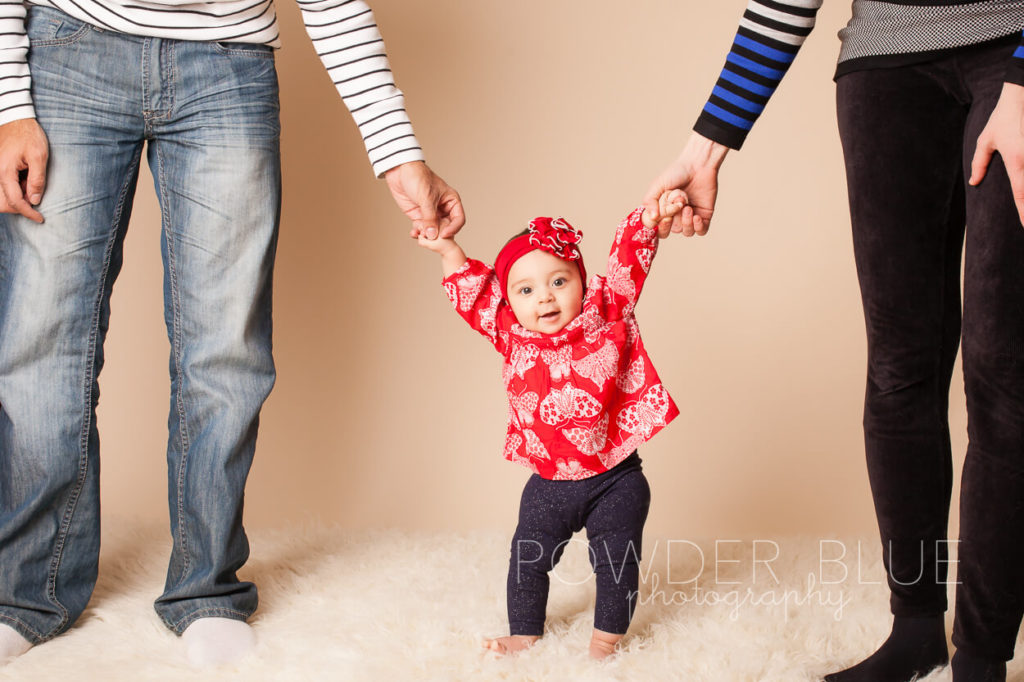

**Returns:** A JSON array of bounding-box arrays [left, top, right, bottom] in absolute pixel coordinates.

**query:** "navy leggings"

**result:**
[[507, 453, 651, 636]]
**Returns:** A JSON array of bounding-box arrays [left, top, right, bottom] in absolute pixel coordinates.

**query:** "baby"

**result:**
[[419, 193, 685, 659]]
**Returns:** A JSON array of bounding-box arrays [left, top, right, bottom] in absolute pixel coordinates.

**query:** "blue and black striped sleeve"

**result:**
[[694, 0, 823, 150], [1007, 30, 1024, 86]]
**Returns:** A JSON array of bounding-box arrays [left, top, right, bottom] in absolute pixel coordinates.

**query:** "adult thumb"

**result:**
[[26, 157, 46, 205], [969, 137, 994, 186], [419, 200, 439, 239]]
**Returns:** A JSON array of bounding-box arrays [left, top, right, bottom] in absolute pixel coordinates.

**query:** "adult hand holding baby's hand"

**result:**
[[643, 132, 728, 238], [384, 160, 465, 240], [642, 189, 687, 233]]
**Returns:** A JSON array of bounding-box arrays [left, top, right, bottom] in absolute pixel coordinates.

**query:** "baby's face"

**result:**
[[506, 250, 584, 334]]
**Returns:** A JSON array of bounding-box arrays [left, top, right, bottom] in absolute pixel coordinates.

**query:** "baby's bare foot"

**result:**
[[482, 635, 539, 655], [589, 629, 623, 660]]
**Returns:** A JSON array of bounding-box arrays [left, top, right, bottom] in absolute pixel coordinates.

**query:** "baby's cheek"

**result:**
[[567, 292, 584, 319], [508, 299, 541, 332]]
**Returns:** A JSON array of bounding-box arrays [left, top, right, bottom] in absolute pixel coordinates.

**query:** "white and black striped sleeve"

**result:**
[[0, 2, 34, 127], [694, 0, 823, 150], [297, 0, 424, 176]]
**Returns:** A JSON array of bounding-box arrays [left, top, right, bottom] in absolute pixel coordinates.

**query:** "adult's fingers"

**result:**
[[24, 147, 47, 205], [671, 205, 695, 236], [657, 216, 672, 239], [969, 135, 994, 186], [417, 194, 440, 239], [643, 196, 661, 224], [438, 190, 465, 238], [0, 166, 42, 223]]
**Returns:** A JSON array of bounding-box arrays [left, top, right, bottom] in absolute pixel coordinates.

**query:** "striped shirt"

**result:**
[[695, 0, 1024, 150], [0, 0, 424, 176]]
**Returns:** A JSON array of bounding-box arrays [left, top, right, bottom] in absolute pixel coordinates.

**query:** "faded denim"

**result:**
[[0, 6, 281, 641]]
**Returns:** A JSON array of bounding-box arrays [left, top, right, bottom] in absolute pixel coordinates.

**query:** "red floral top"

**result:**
[[442, 208, 680, 480]]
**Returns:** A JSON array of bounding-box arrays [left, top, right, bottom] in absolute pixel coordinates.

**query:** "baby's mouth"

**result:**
[[539, 311, 560, 322]]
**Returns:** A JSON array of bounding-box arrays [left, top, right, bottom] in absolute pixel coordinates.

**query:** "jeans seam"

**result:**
[[157, 141, 193, 588], [143, 40, 175, 124], [141, 38, 150, 123], [212, 42, 275, 59], [164, 41, 176, 119], [0, 613, 44, 644], [29, 22, 91, 48], [167, 606, 250, 634], [44, 144, 143, 639]]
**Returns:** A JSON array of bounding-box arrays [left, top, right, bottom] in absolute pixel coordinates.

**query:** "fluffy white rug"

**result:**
[[0, 523, 1020, 681]]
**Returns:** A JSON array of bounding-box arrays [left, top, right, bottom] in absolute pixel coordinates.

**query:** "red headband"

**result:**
[[494, 217, 586, 298]]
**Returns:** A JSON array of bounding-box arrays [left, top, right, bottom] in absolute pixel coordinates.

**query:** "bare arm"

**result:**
[[417, 233, 467, 277]]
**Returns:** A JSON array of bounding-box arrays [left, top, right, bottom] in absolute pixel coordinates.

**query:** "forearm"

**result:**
[[437, 242, 468, 277], [694, 0, 823, 150], [680, 132, 730, 172], [605, 207, 660, 305], [0, 3, 35, 126], [296, 0, 424, 176], [438, 246, 467, 277], [440, 258, 506, 350]]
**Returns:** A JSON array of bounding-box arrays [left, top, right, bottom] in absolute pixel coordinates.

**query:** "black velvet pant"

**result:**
[[837, 36, 1024, 661], [506, 453, 650, 636]]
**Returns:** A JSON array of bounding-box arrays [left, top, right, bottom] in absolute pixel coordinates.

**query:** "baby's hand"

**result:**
[[419, 234, 469, 276], [418, 234, 459, 255], [641, 189, 687, 232]]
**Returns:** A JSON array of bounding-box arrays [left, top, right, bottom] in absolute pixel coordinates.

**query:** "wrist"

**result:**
[[1000, 81, 1024, 103], [439, 243, 467, 275], [383, 159, 425, 188], [437, 240, 461, 259], [682, 132, 729, 170]]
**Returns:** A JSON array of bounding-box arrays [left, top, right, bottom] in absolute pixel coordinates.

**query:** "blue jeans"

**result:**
[[0, 7, 281, 641]]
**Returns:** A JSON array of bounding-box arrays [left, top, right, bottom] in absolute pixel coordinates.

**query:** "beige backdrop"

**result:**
[[93, 1, 969, 540]]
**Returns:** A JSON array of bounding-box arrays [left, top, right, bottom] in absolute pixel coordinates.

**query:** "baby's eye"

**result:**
[[519, 286, 532, 296], [552, 278, 566, 287]]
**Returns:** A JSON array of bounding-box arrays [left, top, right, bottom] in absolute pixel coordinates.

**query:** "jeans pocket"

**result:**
[[26, 7, 93, 47], [213, 41, 274, 59]]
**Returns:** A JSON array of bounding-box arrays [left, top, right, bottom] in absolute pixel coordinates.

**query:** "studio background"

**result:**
[[92, 1, 969, 542]]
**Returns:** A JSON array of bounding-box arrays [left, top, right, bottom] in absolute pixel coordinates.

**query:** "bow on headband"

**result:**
[[527, 217, 583, 262]]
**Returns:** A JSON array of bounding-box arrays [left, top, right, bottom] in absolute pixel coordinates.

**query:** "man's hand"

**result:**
[[970, 82, 1024, 226], [642, 132, 729, 238], [0, 118, 48, 224], [384, 160, 465, 240]]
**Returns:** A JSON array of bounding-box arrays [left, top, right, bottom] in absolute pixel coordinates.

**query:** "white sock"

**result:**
[[181, 617, 255, 668], [0, 624, 32, 663]]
